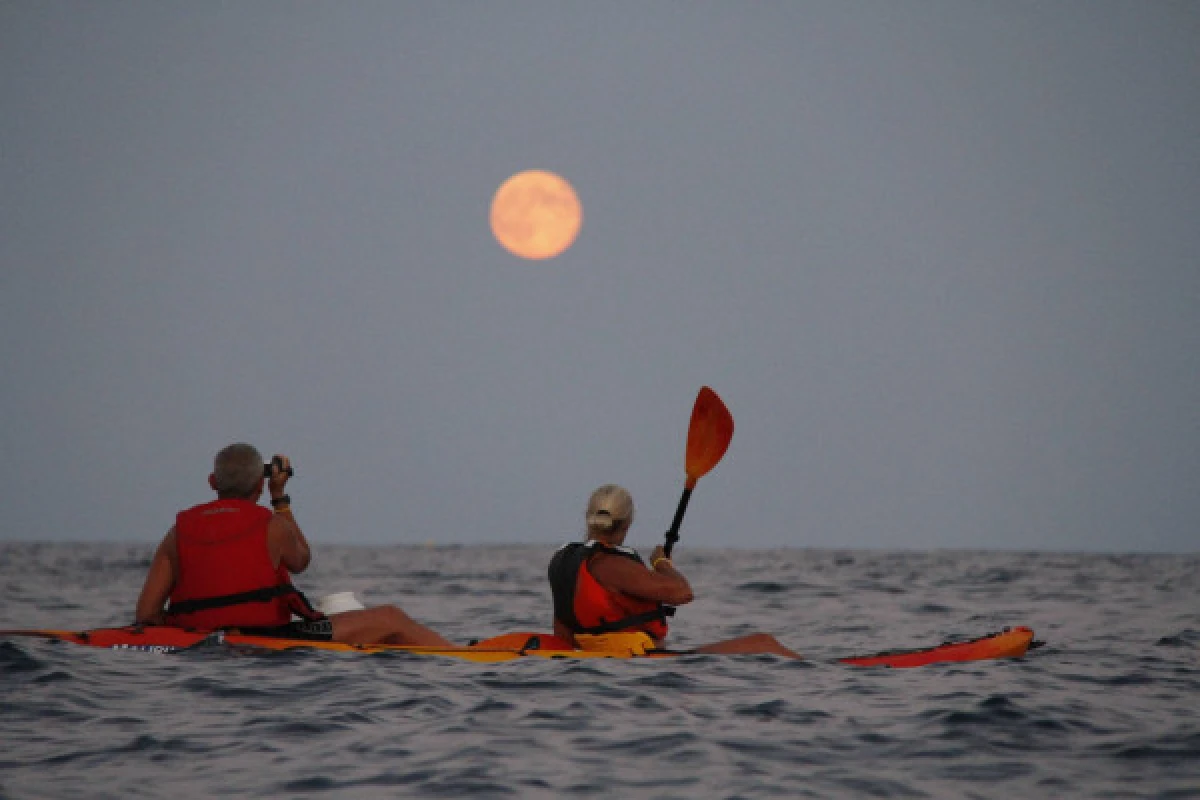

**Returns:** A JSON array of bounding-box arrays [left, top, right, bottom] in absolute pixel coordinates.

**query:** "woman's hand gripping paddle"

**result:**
[[663, 387, 734, 558]]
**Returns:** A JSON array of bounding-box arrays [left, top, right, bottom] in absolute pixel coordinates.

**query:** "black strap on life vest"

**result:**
[[573, 606, 675, 635], [166, 584, 325, 622], [547, 540, 675, 635]]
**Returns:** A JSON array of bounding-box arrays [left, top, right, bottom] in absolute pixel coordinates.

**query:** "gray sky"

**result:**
[[2, 3, 1197, 552]]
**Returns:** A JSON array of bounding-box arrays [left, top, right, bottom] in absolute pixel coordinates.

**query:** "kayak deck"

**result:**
[[0, 625, 1037, 667]]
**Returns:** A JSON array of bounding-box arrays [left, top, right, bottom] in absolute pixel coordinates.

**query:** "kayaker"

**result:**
[[134, 443, 453, 647], [548, 485, 802, 658]]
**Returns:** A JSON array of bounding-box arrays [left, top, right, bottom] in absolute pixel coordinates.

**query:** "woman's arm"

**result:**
[[588, 549, 694, 606], [553, 618, 579, 646]]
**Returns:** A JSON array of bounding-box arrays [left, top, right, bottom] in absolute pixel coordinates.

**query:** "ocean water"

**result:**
[[1, 543, 1197, 799]]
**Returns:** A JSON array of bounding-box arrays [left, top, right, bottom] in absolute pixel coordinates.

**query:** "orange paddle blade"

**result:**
[[684, 386, 734, 488]]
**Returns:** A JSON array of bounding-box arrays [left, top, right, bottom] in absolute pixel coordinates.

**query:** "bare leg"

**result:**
[[330, 606, 454, 647], [693, 632, 802, 660]]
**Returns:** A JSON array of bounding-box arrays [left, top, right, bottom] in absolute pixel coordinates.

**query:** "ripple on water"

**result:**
[[735, 580, 792, 593], [936, 760, 1036, 782], [0, 641, 46, 673], [174, 674, 276, 701], [1093, 730, 1200, 763], [733, 699, 832, 726], [1155, 629, 1199, 648], [907, 602, 955, 614], [249, 716, 354, 738], [628, 670, 698, 690], [922, 694, 1030, 728], [585, 731, 699, 757]]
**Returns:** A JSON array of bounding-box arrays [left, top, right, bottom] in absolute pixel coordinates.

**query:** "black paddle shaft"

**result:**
[[662, 487, 693, 558]]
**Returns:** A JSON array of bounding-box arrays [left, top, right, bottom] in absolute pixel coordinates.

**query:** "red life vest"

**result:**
[[547, 541, 672, 640], [166, 498, 318, 630]]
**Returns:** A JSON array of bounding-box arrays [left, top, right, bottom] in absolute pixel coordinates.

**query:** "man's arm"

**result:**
[[588, 550, 694, 606], [264, 453, 310, 573], [268, 511, 311, 573], [134, 528, 179, 625]]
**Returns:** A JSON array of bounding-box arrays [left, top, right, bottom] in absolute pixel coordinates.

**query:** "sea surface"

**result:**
[[1, 543, 1197, 799]]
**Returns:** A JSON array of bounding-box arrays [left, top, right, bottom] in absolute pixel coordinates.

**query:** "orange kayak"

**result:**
[[0, 625, 1038, 667]]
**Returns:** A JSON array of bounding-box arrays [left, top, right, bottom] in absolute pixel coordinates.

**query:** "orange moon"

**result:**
[[490, 170, 582, 260]]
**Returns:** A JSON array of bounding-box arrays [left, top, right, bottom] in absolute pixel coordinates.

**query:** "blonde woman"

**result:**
[[548, 485, 800, 658]]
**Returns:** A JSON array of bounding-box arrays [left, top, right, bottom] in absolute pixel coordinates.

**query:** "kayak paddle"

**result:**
[[663, 386, 734, 558]]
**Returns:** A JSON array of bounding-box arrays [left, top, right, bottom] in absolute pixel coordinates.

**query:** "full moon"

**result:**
[[490, 170, 582, 260]]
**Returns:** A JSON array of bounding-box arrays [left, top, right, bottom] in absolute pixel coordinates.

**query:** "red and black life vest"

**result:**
[[165, 498, 321, 630], [547, 540, 673, 639]]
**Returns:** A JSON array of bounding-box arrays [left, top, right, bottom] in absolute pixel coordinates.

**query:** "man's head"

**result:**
[[586, 484, 635, 543], [210, 443, 264, 499]]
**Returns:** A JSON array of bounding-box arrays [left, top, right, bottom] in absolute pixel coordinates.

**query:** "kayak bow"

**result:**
[[838, 626, 1037, 668]]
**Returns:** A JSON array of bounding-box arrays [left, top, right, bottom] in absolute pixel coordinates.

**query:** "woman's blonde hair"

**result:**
[[586, 484, 634, 537]]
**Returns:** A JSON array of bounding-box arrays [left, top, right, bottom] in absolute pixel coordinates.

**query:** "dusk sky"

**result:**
[[2, 3, 1196, 552]]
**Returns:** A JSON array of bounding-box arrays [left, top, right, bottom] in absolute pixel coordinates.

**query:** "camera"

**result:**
[[264, 458, 294, 478]]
